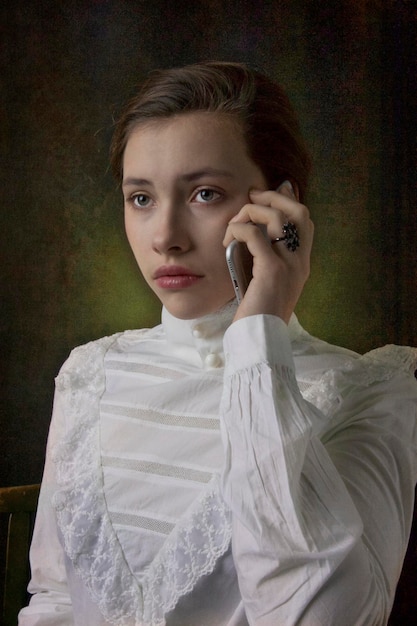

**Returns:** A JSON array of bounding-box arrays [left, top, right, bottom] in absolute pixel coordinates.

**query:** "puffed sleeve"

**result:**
[[18, 390, 74, 625], [220, 314, 417, 626]]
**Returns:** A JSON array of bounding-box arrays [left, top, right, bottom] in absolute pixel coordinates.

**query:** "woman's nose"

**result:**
[[152, 204, 190, 254]]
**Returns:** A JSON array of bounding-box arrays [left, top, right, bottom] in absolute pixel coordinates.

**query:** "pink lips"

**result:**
[[153, 265, 203, 289]]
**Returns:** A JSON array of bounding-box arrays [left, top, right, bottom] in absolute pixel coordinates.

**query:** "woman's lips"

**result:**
[[153, 265, 203, 289]]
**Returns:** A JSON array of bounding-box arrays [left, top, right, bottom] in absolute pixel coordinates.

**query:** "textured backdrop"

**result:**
[[1, 1, 416, 620], [2, 0, 416, 486]]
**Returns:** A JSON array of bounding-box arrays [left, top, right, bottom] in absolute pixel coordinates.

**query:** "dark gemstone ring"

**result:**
[[271, 221, 300, 252]]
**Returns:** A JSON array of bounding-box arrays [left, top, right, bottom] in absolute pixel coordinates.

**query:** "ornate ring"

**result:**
[[271, 221, 300, 252]]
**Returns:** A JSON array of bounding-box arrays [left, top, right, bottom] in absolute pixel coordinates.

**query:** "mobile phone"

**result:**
[[226, 239, 253, 304], [226, 184, 291, 303], [226, 222, 270, 303]]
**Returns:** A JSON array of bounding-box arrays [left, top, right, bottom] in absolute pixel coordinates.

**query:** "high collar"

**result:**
[[161, 300, 238, 370], [162, 300, 238, 346], [161, 301, 306, 370]]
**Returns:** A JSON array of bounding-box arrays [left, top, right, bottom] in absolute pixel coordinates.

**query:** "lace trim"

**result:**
[[361, 344, 417, 378], [50, 330, 416, 624], [302, 345, 417, 417], [51, 333, 232, 626], [142, 480, 232, 625], [52, 335, 140, 625]]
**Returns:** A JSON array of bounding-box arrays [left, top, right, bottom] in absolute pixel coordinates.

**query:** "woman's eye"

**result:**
[[132, 193, 151, 208], [195, 188, 221, 203]]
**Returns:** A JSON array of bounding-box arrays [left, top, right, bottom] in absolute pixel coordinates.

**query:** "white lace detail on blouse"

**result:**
[[362, 344, 417, 377], [51, 333, 232, 626], [50, 326, 416, 625], [302, 344, 417, 417]]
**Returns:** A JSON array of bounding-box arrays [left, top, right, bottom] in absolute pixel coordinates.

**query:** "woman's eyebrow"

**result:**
[[122, 177, 151, 189], [181, 168, 234, 181], [122, 169, 234, 190]]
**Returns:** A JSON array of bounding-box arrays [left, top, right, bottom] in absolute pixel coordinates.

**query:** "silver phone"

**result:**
[[226, 185, 289, 303], [226, 239, 253, 304], [226, 222, 270, 303]]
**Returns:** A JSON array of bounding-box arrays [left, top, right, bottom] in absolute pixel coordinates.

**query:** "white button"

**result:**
[[205, 352, 223, 368], [192, 328, 204, 338]]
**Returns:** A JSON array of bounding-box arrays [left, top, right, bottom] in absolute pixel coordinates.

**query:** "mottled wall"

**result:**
[[2, 0, 416, 485], [1, 0, 416, 621]]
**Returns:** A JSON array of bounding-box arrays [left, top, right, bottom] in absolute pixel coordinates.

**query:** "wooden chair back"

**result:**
[[0, 484, 40, 626]]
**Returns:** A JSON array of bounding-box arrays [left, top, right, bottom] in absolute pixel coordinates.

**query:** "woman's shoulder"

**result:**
[[292, 320, 417, 419], [360, 344, 417, 380], [298, 352, 417, 437], [293, 315, 417, 381], [312, 339, 417, 387], [55, 326, 161, 392]]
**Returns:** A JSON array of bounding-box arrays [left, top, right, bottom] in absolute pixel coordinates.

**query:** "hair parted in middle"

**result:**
[[110, 61, 311, 202]]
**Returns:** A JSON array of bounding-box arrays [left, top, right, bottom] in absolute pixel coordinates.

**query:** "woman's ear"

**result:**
[[276, 179, 299, 201]]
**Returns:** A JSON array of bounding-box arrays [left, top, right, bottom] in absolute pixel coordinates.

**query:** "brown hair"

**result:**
[[110, 61, 311, 201]]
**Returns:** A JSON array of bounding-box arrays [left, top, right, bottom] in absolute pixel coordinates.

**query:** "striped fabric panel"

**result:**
[[105, 359, 186, 380], [110, 510, 175, 535], [101, 403, 220, 430], [297, 380, 315, 394], [102, 455, 213, 484]]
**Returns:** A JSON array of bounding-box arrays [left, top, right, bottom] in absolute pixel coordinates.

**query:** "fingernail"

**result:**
[[277, 180, 296, 198]]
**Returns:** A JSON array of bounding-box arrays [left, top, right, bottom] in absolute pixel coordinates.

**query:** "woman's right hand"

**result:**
[[223, 181, 314, 324]]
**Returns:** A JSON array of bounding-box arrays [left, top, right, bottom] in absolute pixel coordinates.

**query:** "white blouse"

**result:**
[[19, 305, 417, 626]]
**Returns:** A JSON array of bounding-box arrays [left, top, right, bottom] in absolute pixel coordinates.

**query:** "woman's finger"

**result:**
[[223, 221, 273, 257], [225, 201, 313, 251]]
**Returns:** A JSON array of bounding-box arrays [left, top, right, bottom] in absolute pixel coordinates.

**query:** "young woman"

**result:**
[[19, 62, 417, 626]]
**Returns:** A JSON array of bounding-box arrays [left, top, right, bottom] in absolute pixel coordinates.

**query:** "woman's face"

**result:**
[[122, 111, 267, 319]]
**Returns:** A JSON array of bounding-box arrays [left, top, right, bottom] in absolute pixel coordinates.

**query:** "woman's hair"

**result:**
[[110, 61, 311, 201]]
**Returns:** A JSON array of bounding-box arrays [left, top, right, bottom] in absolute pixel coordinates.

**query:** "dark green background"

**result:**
[[2, 0, 416, 484], [1, 0, 416, 621]]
